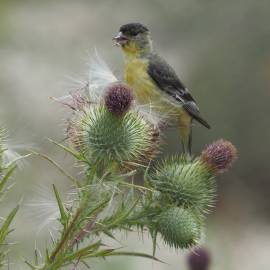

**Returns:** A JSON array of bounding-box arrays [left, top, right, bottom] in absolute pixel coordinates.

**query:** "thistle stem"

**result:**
[[49, 207, 83, 262]]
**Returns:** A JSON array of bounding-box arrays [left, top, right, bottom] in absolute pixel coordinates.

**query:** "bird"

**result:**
[[113, 22, 210, 156]]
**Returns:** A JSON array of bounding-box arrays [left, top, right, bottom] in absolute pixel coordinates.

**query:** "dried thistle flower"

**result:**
[[187, 247, 210, 270], [201, 139, 237, 173], [104, 83, 134, 116], [52, 89, 90, 112]]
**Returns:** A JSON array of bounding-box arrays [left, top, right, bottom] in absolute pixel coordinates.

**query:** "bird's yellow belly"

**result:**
[[124, 59, 181, 116]]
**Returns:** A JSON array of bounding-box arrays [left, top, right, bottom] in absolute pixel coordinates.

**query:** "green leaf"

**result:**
[[45, 248, 50, 263], [79, 248, 115, 259], [150, 229, 158, 256], [24, 260, 37, 269], [102, 229, 116, 240], [31, 151, 80, 187], [102, 250, 164, 263], [63, 241, 102, 262], [0, 205, 19, 244], [108, 198, 139, 228], [48, 138, 91, 165], [0, 163, 16, 193], [118, 181, 154, 192], [34, 249, 39, 266], [53, 184, 67, 228], [3, 153, 32, 169]]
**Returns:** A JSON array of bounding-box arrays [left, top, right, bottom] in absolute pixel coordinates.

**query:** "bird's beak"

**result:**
[[113, 32, 128, 46]]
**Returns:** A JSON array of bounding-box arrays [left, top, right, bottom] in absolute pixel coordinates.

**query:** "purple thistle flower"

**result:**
[[201, 139, 237, 173], [104, 82, 134, 116], [188, 247, 210, 270]]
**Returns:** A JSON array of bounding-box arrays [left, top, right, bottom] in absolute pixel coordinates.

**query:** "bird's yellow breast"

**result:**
[[124, 57, 184, 115], [124, 58, 162, 105]]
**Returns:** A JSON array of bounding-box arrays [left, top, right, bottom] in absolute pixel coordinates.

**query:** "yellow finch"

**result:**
[[113, 23, 210, 155]]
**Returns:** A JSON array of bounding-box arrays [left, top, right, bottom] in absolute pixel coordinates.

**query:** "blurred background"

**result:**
[[0, 0, 270, 269]]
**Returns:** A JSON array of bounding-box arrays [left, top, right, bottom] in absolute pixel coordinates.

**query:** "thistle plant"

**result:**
[[0, 127, 25, 267], [27, 53, 237, 270]]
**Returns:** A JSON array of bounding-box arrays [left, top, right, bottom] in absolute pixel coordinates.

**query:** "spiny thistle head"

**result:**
[[148, 156, 215, 214], [157, 207, 201, 249], [187, 247, 210, 270], [104, 82, 134, 116], [201, 139, 237, 173], [68, 105, 159, 166]]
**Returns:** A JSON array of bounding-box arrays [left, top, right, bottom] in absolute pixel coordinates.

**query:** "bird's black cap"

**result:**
[[119, 23, 149, 36]]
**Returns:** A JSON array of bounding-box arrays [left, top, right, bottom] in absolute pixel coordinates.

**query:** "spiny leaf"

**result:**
[[53, 184, 67, 228], [63, 241, 102, 262], [87, 196, 111, 217], [150, 229, 158, 256], [102, 229, 116, 240], [34, 249, 39, 266], [48, 138, 91, 165], [45, 249, 50, 263], [0, 163, 16, 193], [31, 151, 80, 187], [78, 248, 115, 259], [3, 153, 32, 169], [118, 181, 154, 192], [24, 260, 37, 269], [106, 198, 140, 229], [0, 205, 19, 244], [103, 250, 164, 263]]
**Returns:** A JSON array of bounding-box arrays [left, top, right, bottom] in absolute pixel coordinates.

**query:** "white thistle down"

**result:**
[[26, 184, 74, 235], [0, 127, 29, 169], [52, 50, 117, 106], [135, 102, 171, 129], [87, 49, 118, 102]]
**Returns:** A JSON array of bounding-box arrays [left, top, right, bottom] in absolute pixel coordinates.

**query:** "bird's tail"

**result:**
[[190, 113, 211, 129], [182, 103, 211, 129]]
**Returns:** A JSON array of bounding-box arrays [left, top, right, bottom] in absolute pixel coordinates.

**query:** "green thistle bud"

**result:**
[[148, 156, 215, 214], [104, 83, 134, 116], [68, 105, 159, 166], [157, 207, 201, 249], [201, 139, 237, 173]]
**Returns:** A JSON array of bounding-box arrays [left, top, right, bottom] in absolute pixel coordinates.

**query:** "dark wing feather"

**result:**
[[147, 54, 210, 129]]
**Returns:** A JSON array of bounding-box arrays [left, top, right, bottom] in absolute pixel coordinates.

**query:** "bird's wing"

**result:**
[[147, 54, 210, 129]]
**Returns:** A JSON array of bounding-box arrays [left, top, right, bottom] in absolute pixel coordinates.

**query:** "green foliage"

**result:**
[[157, 207, 201, 249], [0, 127, 20, 267], [26, 165, 161, 270]]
